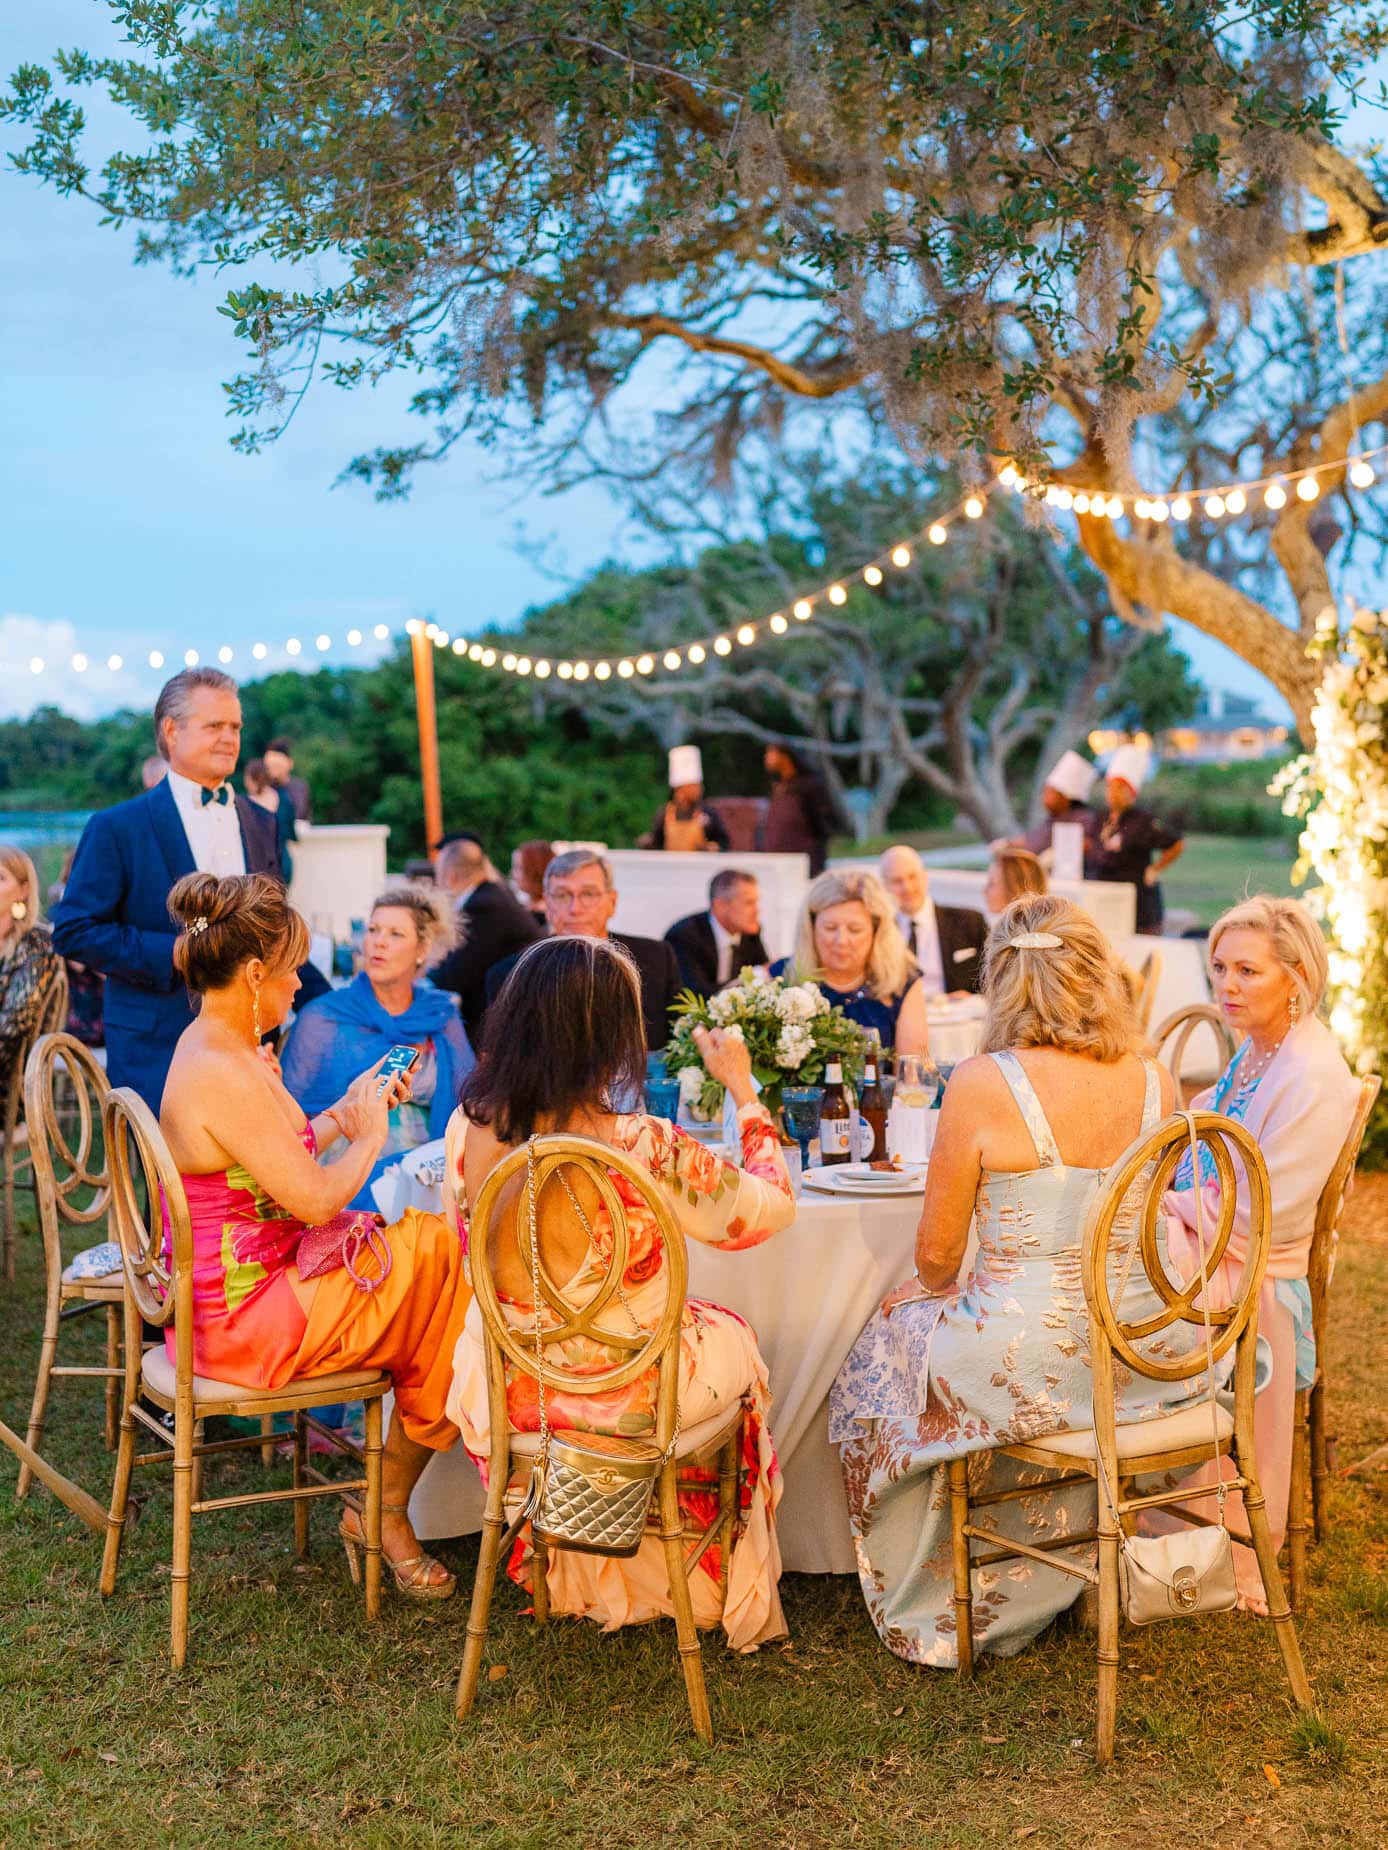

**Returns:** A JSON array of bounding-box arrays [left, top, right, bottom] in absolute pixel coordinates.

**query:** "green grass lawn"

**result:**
[[2, 1183, 1385, 1849]]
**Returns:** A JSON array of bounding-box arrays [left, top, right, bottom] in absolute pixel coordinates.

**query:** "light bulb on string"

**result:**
[[108, 654, 123, 672], [736, 625, 755, 646], [827, 584, 847, 605], [452, 638, 467, 655], [891, 545, 912, 567], [1073, 492, 1091, 514], [792, 600, 812, 621], [1224, 489, 1246, 516], [406, 620, 422, 637], [1149, 500, 1169, 523], [218, 646, 234, 664], [502, 653, 517, 671], [714, 636, 732, 655], [928, 523, 947, 544], [964, 496, 985, 519], [29, 656, 43, 674], [1296, 476, 1320, 502], [481, 649, 496, 667], [347, 629, 363, 647], [373, 623, 390, 640], [537, 659, 554, 678], [1171, 496, 1192, 521], [663, 649, 682, 668], [1105, 496, 1124, 519], [687, 644, 706, 664], [636, 655, 654, 675], [617, 659, 634, 678], [591, 662, 608, 680], [1134, 498, 1152, 520], [149, 650, 165, 669], [184, 649, 199, 667], [1265, 481, 1288, 509], [516, 658, 533, 676], [433, 630, 449, 648], [769, 615, 788, 634], [285, 638, 302, 656], [1350, 458, 1376, 489], [316, 634, 332, 652], [1054, 488, 1073, 511], [998, 463, 1019, 487], [72, 653, 88, 672], [468, 644, 483, 661], [558, 662, 573, 680], [1204, 493, 1226, 518], [863, 564, 883, 586]]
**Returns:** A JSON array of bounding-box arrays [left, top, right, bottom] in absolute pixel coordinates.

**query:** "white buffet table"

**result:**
[[375, 1141, 919, 1569]]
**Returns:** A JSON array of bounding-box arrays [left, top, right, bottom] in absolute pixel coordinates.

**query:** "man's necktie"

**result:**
[[907, 919, 918, 958], [199, 783, 231, 807]]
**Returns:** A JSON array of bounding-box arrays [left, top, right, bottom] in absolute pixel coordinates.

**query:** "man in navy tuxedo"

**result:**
[[52, 666, 327, 1111]]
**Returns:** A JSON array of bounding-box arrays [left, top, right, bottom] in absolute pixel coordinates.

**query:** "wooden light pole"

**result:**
[[409, 624, 444, 854]]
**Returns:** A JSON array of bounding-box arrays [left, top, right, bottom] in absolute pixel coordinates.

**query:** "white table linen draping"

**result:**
[[924, 995, 986, 1068], [382, 1143, 920, 1568]]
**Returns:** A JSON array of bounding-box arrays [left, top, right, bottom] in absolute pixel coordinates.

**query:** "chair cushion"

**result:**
[[62, 1241, 123, 1284], [507, 1407, 742, 1465], [140, 1344, 386, 1412], [1016, 1400, 1234, 1463]]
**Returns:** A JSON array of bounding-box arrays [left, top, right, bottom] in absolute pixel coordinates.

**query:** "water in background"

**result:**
[[0, 811, 93, 876]]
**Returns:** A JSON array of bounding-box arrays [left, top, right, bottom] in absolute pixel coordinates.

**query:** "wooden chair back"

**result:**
[[102, 1087, 195, 1383], [1152, 1003, 1238, 1092], [1306, 1074, 1381, 1354], [23, 1033, 111, 1273], [1082, 1112, 1270, 1437], [464, 1131, 688, 1455], [1132, 950, 1164, 1034]]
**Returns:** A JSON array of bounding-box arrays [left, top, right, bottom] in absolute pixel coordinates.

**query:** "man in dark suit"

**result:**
[[52, 667, 327, 1111], [431, 833, 544, 1043], [664, 869, 769, 1001], [878, 844, 987, 998], [484, 848, 681, 1052]]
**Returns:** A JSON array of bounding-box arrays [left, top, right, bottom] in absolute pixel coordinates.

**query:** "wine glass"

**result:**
[[781, 1086, 824, 1180]]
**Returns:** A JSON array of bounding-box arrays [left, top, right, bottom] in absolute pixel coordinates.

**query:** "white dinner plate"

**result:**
[[801, 1165, 927, 1197]]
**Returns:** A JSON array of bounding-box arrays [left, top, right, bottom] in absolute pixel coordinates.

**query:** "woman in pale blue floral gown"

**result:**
[[831, 895, 1217, 1666]]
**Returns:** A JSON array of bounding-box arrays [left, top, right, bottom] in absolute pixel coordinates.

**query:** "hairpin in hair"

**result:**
[[1006, 931, 1064, 951], [187, 917, 210, 938]]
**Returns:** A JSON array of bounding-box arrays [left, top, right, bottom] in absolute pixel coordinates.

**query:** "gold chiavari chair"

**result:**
[[949, 1111, 1314, 1763], [1287, 1073, 1382, 1610], [1152, 1003, 1239, 1106], [99, 1086, 390, 1669], [8, 1035, 123, 1505], [1131, 948, 1164, 1036], [452, 1126, 746, 1745], [2, 965, 69, 1283]]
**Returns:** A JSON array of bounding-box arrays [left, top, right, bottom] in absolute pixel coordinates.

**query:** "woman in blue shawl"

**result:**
[[282, 883, 475, 1209]]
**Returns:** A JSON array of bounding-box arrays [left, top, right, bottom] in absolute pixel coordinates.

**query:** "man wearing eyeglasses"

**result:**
[[482, 847, 681, 1051]]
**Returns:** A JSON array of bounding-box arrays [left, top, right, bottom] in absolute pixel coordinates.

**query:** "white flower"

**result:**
[[775, 1024, 814, 1068], [678, 1064, 703, 1103]]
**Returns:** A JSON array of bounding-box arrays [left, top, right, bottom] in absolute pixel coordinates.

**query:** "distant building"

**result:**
[[1088, 692, 1290, 770]]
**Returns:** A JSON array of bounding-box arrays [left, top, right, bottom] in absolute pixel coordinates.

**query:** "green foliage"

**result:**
[[1146, 756, 1301, 841]]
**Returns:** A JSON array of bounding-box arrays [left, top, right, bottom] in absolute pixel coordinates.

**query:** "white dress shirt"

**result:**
[[898, 900, 945, 997], [709, 912, 741, 987], [167, 769, 246, 878]]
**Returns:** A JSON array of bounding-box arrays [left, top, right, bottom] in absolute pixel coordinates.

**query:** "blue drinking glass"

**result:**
[[781, 1086, 824, 1176], [643, 1077, 682, 1120], [646, 1051, 669, 1083]]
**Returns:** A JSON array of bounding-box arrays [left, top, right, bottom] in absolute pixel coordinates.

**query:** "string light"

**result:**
[[863, 564, 883, 586], [827, 584, 847, 605], [149, 650, 164, 669], [218, 645, 234, 664]]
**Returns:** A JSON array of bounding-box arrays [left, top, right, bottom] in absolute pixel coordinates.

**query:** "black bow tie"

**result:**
[[199, 783, 231, 807]]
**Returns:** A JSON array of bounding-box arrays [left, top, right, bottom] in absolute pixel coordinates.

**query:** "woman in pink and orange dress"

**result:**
[[446, 935, 796, 1650], [158, 871, 472, 1600]]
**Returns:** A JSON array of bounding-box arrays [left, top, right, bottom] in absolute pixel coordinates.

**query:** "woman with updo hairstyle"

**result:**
[[0, 843, 61, 1096], [830, 893, 1219, 1667], [1157, 892, 1360, 1608], [159, 872, 472, 1600], [446, 935, 797, 1649], [282, 881, 474, 1209]]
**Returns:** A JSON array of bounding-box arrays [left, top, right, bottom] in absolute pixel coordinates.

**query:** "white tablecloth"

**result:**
[[925, 996, 986, 1067], [385, 1148, 920, 1568], [371, 1142, 449, 1223]]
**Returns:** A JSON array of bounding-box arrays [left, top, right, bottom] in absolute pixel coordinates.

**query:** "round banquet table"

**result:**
[[377, 1141, 922, 1572]]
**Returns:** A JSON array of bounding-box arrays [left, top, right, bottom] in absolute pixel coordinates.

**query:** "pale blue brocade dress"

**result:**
[[830, 1052, 1215, 1666]]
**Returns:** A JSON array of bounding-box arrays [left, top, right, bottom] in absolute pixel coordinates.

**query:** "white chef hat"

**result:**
[[1043, 749, 1097, 803], [1105, 743, 1151, 791], [668, 744, 704, 787]]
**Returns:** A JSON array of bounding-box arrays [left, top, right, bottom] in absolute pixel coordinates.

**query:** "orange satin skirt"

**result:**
[[291, 1208, 471, 1449]]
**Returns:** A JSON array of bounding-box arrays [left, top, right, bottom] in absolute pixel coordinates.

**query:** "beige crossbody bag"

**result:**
[[1094, 1112, 1238, 1624]]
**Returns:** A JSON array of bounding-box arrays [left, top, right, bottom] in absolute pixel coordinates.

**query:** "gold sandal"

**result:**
[[338, 1502, 456, 1602]]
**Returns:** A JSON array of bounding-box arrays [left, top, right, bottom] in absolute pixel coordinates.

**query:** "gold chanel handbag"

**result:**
[[1097, 1113, 1237, 1625], [516, 1138, 677, 1559]]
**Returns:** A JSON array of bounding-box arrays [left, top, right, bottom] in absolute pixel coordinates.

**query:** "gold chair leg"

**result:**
[[189, 1419, 204, 1509], [659, 1465, 713, 1746], [1242, 1470, 1314, 1712], [363, 1397, 383, 1621], [457, 1503, 507, 1718], [948, 1458, 974, 1679], [1309, 1375, 1329, 1544], [100, 1403, 139, 1596], [170, 1410, 195, 1670], [3, 1145, 15, 1285], [17, 1305, 62, 1500], [1095, 1515, 1122, 1765], [531, 1532, 550, 1624], [259, 1413, 275, 1472], [292, 1412, 310, 1560], [716, 1427, 740, 1609], [103, 1307, 121, 1452], [1287, 1388, 1311, 1614]]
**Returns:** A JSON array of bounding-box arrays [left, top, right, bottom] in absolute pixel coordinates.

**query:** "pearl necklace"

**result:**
[[1240, 1033, 1285, 1089]]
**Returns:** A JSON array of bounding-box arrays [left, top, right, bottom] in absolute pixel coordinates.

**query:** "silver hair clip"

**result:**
[[187, 917, 210, 938], [1007, 931, 1064, 950]]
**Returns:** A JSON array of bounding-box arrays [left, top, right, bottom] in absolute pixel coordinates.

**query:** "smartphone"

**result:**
[[376, 1043, 422, 1096]]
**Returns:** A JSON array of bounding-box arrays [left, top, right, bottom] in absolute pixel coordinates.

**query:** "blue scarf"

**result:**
[[281, 972, 471, 1166]]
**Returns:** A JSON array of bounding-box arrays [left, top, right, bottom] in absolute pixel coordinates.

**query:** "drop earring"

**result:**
[[252, 983, 263, 1046], [10, 901, 26, 921], [1288, 992, 1301, 1025]]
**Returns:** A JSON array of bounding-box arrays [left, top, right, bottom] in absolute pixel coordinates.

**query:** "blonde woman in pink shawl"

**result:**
[[1161, 895, 1360, 1608]]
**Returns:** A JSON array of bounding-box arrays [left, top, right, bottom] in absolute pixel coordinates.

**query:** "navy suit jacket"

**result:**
[[51, 780, 323, 1112]]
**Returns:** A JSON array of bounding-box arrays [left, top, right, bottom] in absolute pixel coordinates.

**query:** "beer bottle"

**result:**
[[819, 1061, 852, 1167], [858, 1056, 888, 1163]]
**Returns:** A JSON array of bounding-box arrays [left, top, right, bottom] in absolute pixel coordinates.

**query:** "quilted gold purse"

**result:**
[[1097, 1113, 1237, 1625], [517, 1138, 676, 1559]]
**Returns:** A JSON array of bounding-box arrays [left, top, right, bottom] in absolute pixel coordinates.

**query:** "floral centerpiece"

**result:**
[[665, 966, 870, 1125]]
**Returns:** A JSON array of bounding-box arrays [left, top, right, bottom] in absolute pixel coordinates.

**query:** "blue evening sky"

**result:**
[[3, 4, 1378, 722]]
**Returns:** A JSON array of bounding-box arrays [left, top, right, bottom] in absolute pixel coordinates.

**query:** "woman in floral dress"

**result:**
[[447, 935, 796, 1650], [831, 895, 1215, 1665]]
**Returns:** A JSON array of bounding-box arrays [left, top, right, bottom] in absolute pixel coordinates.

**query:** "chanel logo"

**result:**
[[1171, 1566, 1199, 1610], [590, 1468, 621, 1493]]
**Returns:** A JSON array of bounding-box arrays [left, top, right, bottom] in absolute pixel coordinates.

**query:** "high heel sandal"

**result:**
[[338, 1502, 457, 1602]]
